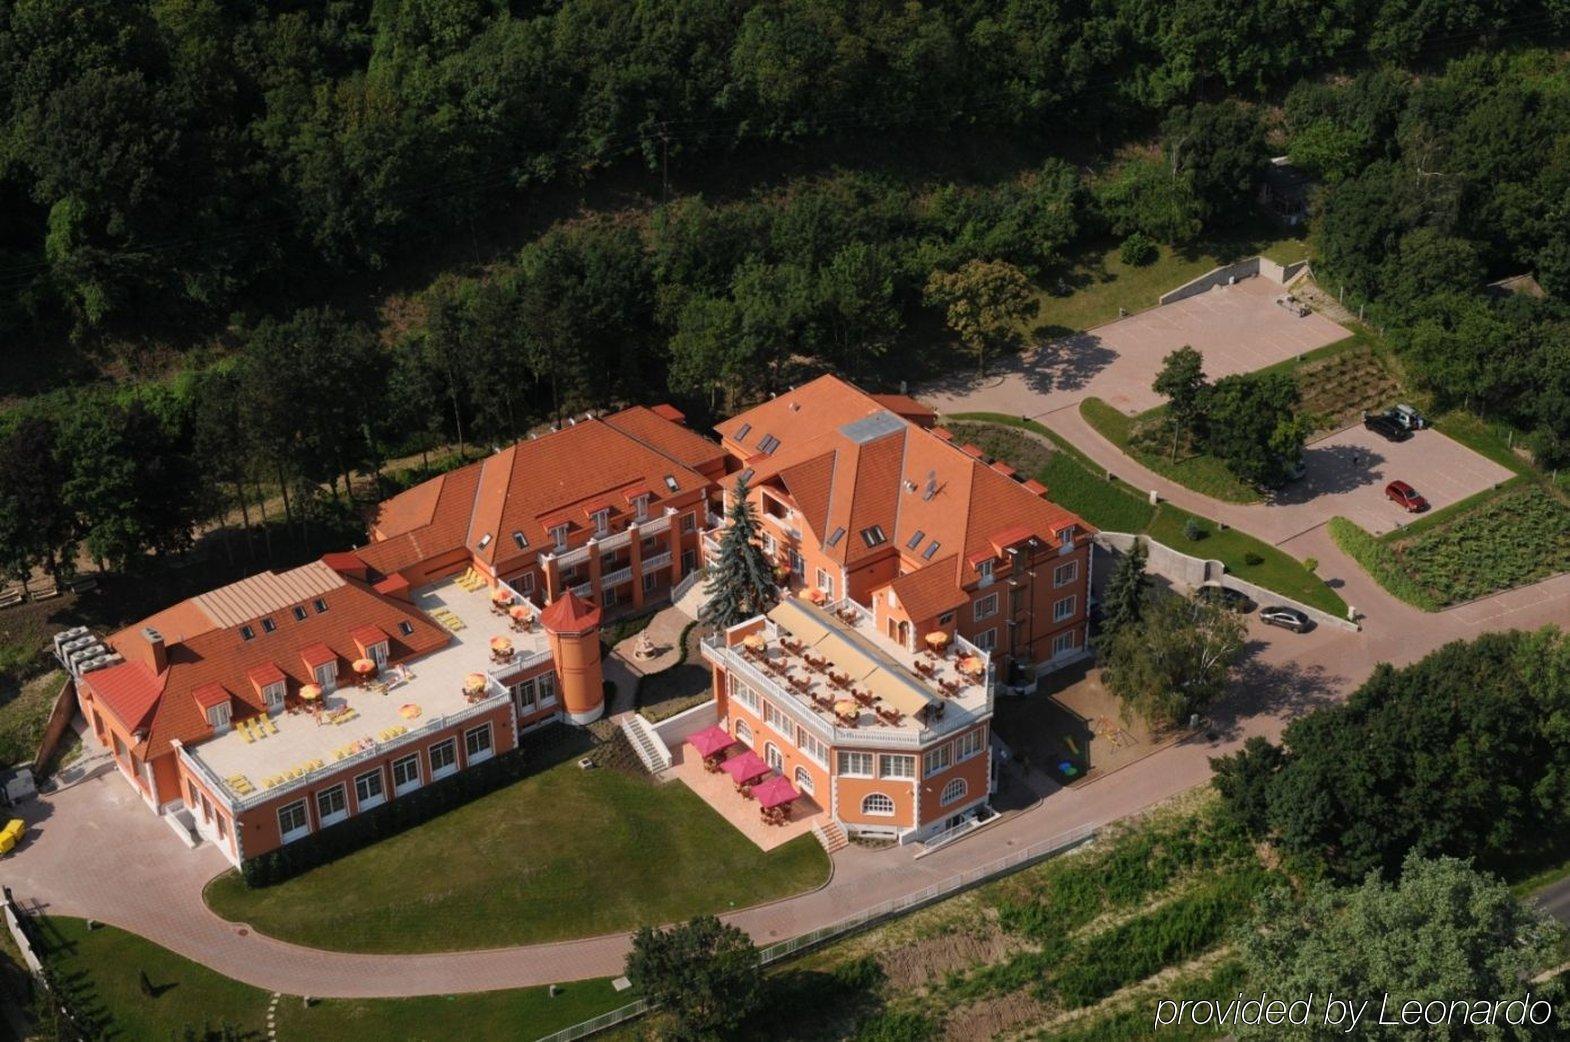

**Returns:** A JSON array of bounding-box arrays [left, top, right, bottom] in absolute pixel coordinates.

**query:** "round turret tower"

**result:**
[[538, 589, 605, 724]]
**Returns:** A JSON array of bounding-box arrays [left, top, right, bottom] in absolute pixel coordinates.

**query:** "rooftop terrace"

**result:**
[[181, 577, 552, 810], [703, 596, 991, 748]]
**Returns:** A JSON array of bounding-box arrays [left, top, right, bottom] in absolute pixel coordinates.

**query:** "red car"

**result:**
[[1385, 480, 1429, 512]]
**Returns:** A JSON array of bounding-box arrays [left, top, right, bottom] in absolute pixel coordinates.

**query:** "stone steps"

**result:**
[[619, 713, 671, 774], [812, 818, 848, 854]]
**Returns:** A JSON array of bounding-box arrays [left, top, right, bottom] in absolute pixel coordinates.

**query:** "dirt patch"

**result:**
[[944, 991, 1053, 1040], [878, 922, 1019, 991]]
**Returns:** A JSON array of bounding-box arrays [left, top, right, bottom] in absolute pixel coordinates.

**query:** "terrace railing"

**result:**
[[532, 820, 1098, 1042]]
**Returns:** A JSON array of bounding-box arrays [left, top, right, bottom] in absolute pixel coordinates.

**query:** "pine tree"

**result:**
[[1099, 537, 1149, 651], [699, 474, 779, 630]]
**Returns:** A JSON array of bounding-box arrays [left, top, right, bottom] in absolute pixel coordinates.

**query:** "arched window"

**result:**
[[862, 792, 895, 816], [794, 766, 814, 796], [940, 778, 968, 805], [734, 719, 753, 747]]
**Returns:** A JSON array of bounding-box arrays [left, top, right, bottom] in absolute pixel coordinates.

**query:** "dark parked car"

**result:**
[[1385, 480, 1429, 513], [1260, 606, 1312, 633], [1197, 585, 1255, 613], [1364, 413, 1412, 442]]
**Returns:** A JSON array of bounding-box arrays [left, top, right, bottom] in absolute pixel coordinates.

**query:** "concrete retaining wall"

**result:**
[[1095, 533, 1358, 632], [651, 699, 720, 749], [1156, 255, 1307, 306]]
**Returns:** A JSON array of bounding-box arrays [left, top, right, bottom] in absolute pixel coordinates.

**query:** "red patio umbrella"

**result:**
[[719, 750, 770, 786], [686, 725, 735, 760], [752, 774, 799, 810]]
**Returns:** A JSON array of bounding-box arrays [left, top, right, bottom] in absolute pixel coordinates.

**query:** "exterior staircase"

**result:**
[[620, 714, 672, 774], [812, 818, 848, 855]]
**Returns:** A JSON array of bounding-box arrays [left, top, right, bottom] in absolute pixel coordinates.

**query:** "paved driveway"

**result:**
[[921, 277, 1350, 418], [1273, 425, 1516, 537]]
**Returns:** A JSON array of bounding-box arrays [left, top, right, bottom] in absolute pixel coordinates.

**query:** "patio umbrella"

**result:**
[[686, 725, 735, 759], [464, 672, 487, 695], [491, 588, 512, 604], [959, 655, 984, 675], [752, 775, 799, 810], [924, 631, 951, 652], [719, 750, 769, 785], [399, 703, 422, 720], [352, 658, 376, 677], [833, 698, 859, 719], [509, 604, 531, 621], [490, 635, 514, 654], [742, 633, 766, 652], [299, 684, 322, 702]]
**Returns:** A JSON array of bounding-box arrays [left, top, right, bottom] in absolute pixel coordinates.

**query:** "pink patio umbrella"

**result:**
[[719, 750, 770, 786], [686, 725, 735, 760], [752, 774, 799, 811]]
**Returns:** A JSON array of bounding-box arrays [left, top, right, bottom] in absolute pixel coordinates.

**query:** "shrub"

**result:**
[[1302, 557, 1317, 572], [1243, 551, 1264, 567], [1119, 232, 1158, 266], [1183, 517, 1205, 541], [856, 1011, 936, 1042]]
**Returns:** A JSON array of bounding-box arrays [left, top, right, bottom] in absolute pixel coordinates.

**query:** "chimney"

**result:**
[[140, 626, 168, 674]]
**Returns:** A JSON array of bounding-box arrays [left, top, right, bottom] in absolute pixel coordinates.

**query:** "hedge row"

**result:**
[[238, 723, 572, 888]]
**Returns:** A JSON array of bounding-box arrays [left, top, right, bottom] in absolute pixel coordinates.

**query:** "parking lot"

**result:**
[[1276, 424, 1517, 536]]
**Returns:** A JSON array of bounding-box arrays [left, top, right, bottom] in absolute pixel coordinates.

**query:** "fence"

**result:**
[[32, 676, 77, 774], [531, 821, 1098, 1042]]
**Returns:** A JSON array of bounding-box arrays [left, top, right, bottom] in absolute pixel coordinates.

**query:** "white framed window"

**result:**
[[862, 793, 895, 816], [794, 766, 815, 796], [765, 743, 783, 772], [730, 677, 759, 711], [763, 700, 787, 732], [314, 661, 337, 692], [429, 738, 458, 780], [1053, 630, 1078, 657], [762, 532, 776, 555], [734, 718, 754, 746], [796, 726, 827, 767], [368, 641, 389, 668], [816, 569, 834, 599], [464, 723, 494, 764], [263, 682, 285, 712], [923, 743, 953, 778], [206, 703, 232, 733], [788, 550, 804, 578], [977, 559, 994, 586], [392, 754, 421, 796], [633, 494, 650, 521], [1053, 595, 1077, 622], [838, 751, 873, 777], [681, 512, 696, 533], [592, 509, 611, 536], [316, 784, 348, 827], [973, 593, 999, 621], [277, 800, 310, 844], [354, 768, 386, 812], [516, 571, 535, 595], [1054, 561, 1079, 587], [956, 729, 985, 762], [551, 524, 570, 550], [879, 754, 915, 779], [972, 628, 997, 652], [940, 778, 968, 805]]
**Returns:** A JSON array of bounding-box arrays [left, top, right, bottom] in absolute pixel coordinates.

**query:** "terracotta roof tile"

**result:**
[[888, 560, 967, 621]]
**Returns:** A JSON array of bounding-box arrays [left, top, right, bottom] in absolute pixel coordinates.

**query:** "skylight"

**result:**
[[292, 606, 307, 622], [734, 423, 752, 441], [825, 527, 846, 548], [922, 540, 941, 560], [512, 531, 528, 549], [757, 433, 780, 454], [664, 474, 679, 493], [261, 617, 276, 634], [478, 533, 492, 550], [313, 598, 329, 613], [905, 529, 925, 550], [240, 625, 255, 641], [860, 525, 888, 548]]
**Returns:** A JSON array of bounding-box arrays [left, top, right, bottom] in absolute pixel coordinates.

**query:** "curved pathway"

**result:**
[[9, 356, 1570, 998]]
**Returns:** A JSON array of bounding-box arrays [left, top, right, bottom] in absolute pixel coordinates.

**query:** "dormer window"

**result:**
[[263, 683, 285, 712], [860, 525, 887, 548], [206, 703, 232, 732], [977, 559, 995, 586], [592, 509, 610, 536], [1059, 526, 1077, 547], [551, 524, 570, 550], [240, 625, 255, 641], [757, 433, 780, 454], [261, 617, 276, 634], [478, 533, 493, 550], [512, 531, 528, 550], [735, 423, 751, 442], [633, 494, 650, 521]]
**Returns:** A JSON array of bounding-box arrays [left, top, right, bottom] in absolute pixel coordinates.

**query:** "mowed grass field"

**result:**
[[206, 758, 828, 953], [37, 915, 628, 1042]]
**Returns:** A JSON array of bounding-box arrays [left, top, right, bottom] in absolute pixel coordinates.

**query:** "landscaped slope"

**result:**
[[205, 757, 828, 953]]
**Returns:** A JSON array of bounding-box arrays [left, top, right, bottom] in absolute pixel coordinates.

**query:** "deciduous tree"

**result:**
[[923, 259, 1037, 376], [1102, 592, 1245, 728], [626, 915, 761, 1041]]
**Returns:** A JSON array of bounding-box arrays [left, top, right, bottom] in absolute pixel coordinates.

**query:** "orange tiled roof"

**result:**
[[358, 407, 720, 578], [888, 559, 968, 621], [718, 375, 1090, 602], [89, 559, 450, 759]]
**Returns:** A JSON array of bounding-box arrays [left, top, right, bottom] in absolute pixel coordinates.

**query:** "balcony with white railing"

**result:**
[[641, 550, 673, 575]]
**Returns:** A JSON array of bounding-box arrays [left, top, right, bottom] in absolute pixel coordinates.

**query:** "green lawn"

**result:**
[[37, 915, 628, 1042], [944, 414, 1344, 616], [206, 760, 829, 954], [1079, 398, 1262, 504], [1029, 229, 1310, 337]]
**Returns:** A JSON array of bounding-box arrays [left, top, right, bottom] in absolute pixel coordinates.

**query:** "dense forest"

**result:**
[[2, 0, 1569, 598]]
